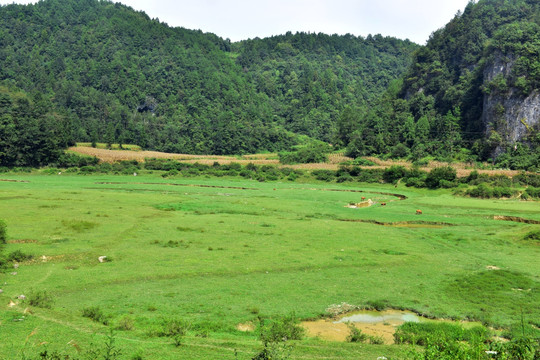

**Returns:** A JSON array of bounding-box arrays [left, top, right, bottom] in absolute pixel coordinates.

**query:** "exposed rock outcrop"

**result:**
[[482, 52, 540, 156]]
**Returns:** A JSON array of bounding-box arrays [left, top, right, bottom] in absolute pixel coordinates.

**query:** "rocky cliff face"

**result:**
[[482, 52, 540, 155]]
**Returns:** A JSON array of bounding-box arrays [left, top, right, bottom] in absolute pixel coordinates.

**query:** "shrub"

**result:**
[[7, 249, 33, 262], [252, 341, 292, 360], [405, 177, 425, 188], [115, 316, 135, 331], [524, 187, 540, 199], [79, 165, 97, 174], [353, 158, 376, 166], [336, 173, 353, 183], [159, 318, 191, 347], [55, 152, 99, 168], [27, 290, 54, 309], [383, 165, 407, 183], [279, 143, 330, 165], [466, 184, 493, 198], [394, 322, 489, 346], [82, 306, 109, 325], [425, 166, 457, 189], [312, 170, 335, 182], [0, 219, 6, 244], [346, 323, 368, 343], [524, 230, 540, 241], [258, 314, 305, 344]]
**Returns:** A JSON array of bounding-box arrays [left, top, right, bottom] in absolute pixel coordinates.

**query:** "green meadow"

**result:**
[[0, 173, 538, 359]]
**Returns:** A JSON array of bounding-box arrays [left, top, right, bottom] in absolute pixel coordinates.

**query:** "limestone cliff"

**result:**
[[482, 52, 540, 156]]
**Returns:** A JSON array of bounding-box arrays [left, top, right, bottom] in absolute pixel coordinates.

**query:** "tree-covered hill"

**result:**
[[341, 0, 540, 169], [235, 32, 417, 142], [0, 0, 417, 165]]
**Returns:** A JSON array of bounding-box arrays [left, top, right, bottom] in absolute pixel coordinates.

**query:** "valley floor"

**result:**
[[0, 173, 538, 359]]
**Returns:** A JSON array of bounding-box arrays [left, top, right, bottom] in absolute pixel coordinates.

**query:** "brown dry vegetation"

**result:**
[[69, 146, 524, 177]]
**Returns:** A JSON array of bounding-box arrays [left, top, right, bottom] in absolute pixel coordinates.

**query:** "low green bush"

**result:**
[[279, 143, 330, 165], [7, 249, 33, 262], [352, 158, 376, 166], [524, 230, 540, 241], [425, 166, 457, 189], [82, 306, 109, 325], [312, 170, 335, 182], [258, 314, 305, 344], [0, 219, 6, 244], [27, 290, 54, 309], [383, 165, 407, 183], [394, 322, 489, 346], [346, 323, 368, 343], [524, 187, 540, 199]]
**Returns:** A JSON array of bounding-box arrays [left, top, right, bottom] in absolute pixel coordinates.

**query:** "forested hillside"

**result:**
[[235, 33, 417, 142], [0, 83, 71, 166], [339, 0, 540, 170], [0, 0, 417, 165]]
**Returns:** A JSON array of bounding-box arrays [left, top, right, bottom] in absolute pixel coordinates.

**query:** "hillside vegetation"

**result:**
[[0, 0, 416, 164], [338, 0, 540, 170]]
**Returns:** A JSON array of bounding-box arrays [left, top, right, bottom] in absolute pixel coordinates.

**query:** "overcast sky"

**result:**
[[0, 0, 472, 44]]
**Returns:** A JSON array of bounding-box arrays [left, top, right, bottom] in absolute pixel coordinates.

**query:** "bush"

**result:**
[[7, 249, 33, 262], [394, 322, 489, 346], [55, 152, 99, 168], [353, 158, 376, 166], [524, 230, 540, 241], [312, 170, 335, 182], [425, 166, 457, 189], [27, 290, 54, 309], [279, 143, 330, 165], [524, 187, 540, 199], [405, 177, 425, 188], [258, 314, 305, 344], [82, 306, 109, 325], [115, 316, 135, 331], [466, 184, 493, 198], [336, 173, 353, 183], [346, 323, 368, 343], [159, 318, 191, 347], [0, 219, 6, 244], [383, 165, 407, 184]]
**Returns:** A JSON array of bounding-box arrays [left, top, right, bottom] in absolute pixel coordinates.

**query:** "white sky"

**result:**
[[0, 0, 472, 44]]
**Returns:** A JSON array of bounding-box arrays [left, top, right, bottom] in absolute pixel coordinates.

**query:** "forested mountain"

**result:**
[[0, 0, 417, 165], [340, 0, 540, 169], [235, 33, 417, 142]]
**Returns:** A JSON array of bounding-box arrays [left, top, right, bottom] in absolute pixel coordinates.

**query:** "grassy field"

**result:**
[[0, 172, 538, 359]]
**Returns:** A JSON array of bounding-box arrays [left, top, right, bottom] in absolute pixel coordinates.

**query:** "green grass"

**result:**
[[75, 142, 142, 151], [0, 172, 538, 359]]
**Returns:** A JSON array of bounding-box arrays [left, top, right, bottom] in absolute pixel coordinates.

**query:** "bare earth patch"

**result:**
[[236, 322, 255, 332], [302, 310, 412, 344]]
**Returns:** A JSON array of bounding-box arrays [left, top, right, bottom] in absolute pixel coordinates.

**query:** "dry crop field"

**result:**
[[69, 145, 524, 177]]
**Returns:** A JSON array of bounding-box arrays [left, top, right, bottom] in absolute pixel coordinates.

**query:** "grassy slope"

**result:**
[[0, 173, 538, 359]]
